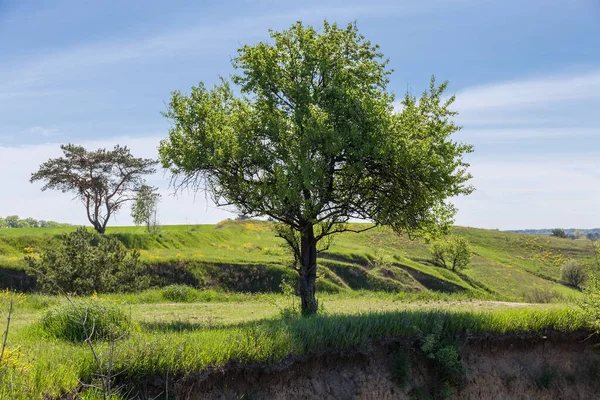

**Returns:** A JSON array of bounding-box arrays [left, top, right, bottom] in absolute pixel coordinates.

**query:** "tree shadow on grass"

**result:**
[[139, 317, 280, 333]]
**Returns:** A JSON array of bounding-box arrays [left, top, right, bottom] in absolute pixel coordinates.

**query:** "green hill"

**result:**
[[0, 220, 596, 300]]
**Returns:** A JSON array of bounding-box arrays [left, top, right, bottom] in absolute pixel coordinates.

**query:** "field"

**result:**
[[0, 221, 598, 398], [1, 220, 597, 300]]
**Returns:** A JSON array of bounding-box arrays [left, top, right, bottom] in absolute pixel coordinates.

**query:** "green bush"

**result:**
[[25, 227, 150, 294], [580, 277, 600, 333], [161, 284, 199, 302], [39, 300, 131, 342], [560, 259, 587, 289], [523, 287, 561, 304]]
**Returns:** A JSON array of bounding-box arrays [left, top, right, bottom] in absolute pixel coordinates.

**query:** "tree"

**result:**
[[5, 215, 19, 228], [431, 236, 473, 272], [15, 220, 30, 228], [24, 217, 39, 228], [131, 184, 161, 232], [31, 144, 157, 234], [158, 21, 473, 315], [0, 218, 6, 228], [551, 228, 567, 238]]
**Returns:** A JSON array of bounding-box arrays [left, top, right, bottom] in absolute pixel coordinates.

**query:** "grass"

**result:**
[[0, 288, 591, 399], [1, 220, 596, 301], [0, 221, 597, 398]]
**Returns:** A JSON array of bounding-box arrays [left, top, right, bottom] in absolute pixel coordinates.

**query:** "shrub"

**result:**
[[523, 287, 561, 304], [161, 284, 199, 302], [580, 277, 600, 333], [389, 348, 411, 387], [39, 300, 131, 342], [551, 228, 567, 238], [431, 236, 472, 272], [560, 259, 587, 289], [25, 227, 150, 294]]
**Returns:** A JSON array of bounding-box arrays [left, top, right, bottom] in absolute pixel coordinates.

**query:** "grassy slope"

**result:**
[[0, 220, 596, 300]]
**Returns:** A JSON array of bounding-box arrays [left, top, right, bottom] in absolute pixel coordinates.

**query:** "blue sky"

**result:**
[[0, 0, 599, 229]]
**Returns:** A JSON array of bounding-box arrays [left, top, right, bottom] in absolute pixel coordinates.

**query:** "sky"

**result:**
[[0, 0, 599, 230]]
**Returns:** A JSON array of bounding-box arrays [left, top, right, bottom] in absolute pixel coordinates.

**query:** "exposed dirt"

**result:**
[[140, 333, 600, 400]]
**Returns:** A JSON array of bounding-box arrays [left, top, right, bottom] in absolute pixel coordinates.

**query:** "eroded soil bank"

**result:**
[[140, 333, 600, 400]]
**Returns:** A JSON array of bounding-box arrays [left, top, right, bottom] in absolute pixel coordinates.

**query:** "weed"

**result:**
[[39, 300, 131, 342], [161, 285, 199, 302]]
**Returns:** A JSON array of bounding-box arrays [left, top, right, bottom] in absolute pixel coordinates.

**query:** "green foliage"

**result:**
[[418, 320, 465, 398], [389, 347, 411, 387], [25, 227, 149, 294], [579, 277, 600, 333], [1, 222, 592, 301], [131, 184, 161, 232], [560, 259, 587, 289], [39, 300, 131, 342], [158, 21, 473, 315], [161, 284, 198, 302], [0, 215, 71, 230], [431, 236, 472, 272], [30, 144, 157, 234], [551, 228, 568, 238], [4, 216, 19, 228], [274, 277, 300, 319]]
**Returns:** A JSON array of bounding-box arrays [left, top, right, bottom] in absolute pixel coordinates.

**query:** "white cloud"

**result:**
[[453, 155, 600, 230], [0, 137, 233, 226], [455, 127, 600, 141], [29, 126, 59, 137], [453, 70, 600, 111], [0, 0, 475, 100]]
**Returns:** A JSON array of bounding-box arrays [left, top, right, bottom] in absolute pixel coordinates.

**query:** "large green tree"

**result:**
[[159, 21, 473, 315], [31, 144, 157, 234]]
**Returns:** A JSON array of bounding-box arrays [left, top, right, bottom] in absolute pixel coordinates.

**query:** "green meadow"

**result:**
[[1, 220, 596, 300], [0, 220, 598, 398]]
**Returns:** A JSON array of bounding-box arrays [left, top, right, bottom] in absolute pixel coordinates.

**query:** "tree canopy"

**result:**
[[159, 21, 473, 314], [31, 144, 156, 234]]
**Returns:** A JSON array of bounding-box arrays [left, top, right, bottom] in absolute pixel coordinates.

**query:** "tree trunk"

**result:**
[[299, 223, 318, 316]]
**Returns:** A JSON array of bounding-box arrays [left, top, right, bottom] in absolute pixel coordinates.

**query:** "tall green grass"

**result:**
[[1, 304, 589, 399]]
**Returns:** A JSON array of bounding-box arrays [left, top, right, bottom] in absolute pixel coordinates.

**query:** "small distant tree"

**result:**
[[560, 259, 587, 289], [431, 236, 473, 272], [131, 185, 161, 232], [15, 220, 30, 228], [24, 217, 39, 228], [5, 215, 19, 228], [551, 228, 567, 238], [31, 144, 157, 234], [0, 218, 6, 228], [587, 232, 600, 241]]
